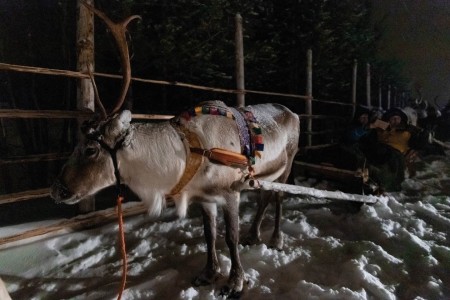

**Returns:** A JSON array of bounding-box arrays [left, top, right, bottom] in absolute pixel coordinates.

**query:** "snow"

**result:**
[[0, 153, 449, 299]]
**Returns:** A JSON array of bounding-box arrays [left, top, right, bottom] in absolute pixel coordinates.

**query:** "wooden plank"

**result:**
[[0, 152, 71, 165], [0, 109, 92, 119], [294, 160, 368, 184], [302, 143, 338, 151], [245, 179, 382, 204], [0, 109, 173, 120], [0, 62, 88, 79], [0, 203, 148, 249], [0, 63, 355, 106], [131, 113, 174, 120], [294, 161, 357, 176], [0, 188, 50, 205]]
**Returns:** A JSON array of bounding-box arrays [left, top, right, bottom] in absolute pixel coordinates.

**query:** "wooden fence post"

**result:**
[[387, 84, 391, 109], [76, 0, 95, 213], [306, 49, 313, 147], [235, 13, 245, 107], [393, 86, 397, 107], [366, 63, 371, 108], [351, 59, 357, 119], [378, 77, 382, 110]]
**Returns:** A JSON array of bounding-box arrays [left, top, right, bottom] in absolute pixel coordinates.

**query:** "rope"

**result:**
[[116, 195, 127, 300], [95, 138, 128, 299]]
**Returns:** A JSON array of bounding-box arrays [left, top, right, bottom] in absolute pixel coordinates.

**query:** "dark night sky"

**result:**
[[372, 0, 450, 107]]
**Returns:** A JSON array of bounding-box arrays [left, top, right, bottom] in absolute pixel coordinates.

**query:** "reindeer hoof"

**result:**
[[241, 234, 261, 246], [192, 271, 222, 286], [269, 233, 284, 250], [219, 285, 243, 299]]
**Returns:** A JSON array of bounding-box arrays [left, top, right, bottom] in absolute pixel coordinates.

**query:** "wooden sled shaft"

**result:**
[[245, 179, 383, 204]]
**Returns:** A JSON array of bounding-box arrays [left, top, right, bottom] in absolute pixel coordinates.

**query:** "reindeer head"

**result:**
[[51, 3, 139, 204], [51, 111, 132, 203]]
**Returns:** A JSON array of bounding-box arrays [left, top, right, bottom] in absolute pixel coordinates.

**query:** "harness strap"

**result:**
[[169, 123, 205, 196], [98, 139, 124, 196], [190, 147, 248, 168], [229, 107, 252, 157], [96, 138, 127, 300]]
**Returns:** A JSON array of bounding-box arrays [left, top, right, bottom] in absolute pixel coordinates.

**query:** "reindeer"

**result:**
[[51, 3, 300, 298], [0, 278, 12, 300]]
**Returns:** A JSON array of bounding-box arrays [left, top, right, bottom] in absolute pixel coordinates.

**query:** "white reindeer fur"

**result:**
[[53, 102, 299, 219], [0, 278, 12, 300], [118, 122, 187, 217]]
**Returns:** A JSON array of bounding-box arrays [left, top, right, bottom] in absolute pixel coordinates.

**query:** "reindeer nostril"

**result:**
[[51, 179, 73, 201]]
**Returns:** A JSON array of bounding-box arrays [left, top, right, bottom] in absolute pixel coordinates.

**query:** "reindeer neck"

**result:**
[[116, 121, 187, 193]]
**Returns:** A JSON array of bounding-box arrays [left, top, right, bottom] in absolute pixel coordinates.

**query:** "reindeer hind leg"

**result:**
[[241, 190, 270, 246], [192, 202, 222, 286], [269, 191, 284, 250]]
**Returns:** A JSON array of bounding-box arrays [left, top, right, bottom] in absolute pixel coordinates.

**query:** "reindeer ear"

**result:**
[[104, 110, 132, 139], [118, 110, 132, 129]]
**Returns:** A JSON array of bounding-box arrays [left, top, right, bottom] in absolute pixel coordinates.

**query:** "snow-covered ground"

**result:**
[[0, 153, 449, 299]]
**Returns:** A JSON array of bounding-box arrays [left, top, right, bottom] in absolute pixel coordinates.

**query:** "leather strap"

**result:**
[[190, 147, 248, 168], [169, 123, 205, 196]]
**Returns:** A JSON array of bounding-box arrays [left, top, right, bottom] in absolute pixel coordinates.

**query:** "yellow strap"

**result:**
[[169, 124, 204, 196]]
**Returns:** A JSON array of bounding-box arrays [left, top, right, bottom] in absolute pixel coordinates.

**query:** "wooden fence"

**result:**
[[0, 60, 353, 183], [0, 10, 395, 247]]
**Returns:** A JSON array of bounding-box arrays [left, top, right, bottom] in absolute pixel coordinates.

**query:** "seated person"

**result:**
[[339, 108, 382, 172], [343, 108, 370, 145], [359, 108, 429, 191]]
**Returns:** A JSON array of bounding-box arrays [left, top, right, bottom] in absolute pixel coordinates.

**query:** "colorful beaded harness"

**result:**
[[179, 102, 264, 165]]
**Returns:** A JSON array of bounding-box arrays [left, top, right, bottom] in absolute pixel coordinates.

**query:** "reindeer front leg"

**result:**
[[192, 202, 222, 286], [221, 192, 245, 297]]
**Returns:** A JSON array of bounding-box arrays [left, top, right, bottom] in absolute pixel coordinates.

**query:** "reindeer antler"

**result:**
[[82, 1, 141, 117], [87, 66, 107, 119]]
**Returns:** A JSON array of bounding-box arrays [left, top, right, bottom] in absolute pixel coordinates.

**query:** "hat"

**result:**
[[383, 108, 408, 124], [352, 107, 370, 124], [355, 107, 370, 117]]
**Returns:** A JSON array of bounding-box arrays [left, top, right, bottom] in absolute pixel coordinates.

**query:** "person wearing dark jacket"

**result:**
[[359, 107, 430, 191], [343, 108, 371, 145]]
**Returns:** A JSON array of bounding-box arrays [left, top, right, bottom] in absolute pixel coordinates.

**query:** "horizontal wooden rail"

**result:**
[[302, 143, 338, 150], [0, 188, 50, 205], [304, 128, 345, 136], [0, 109, 92, 119], [132, 113, 174, 120], [299, 114, 347, 121], [0, 62, 354, 107], [0, 152, 71, 166], [0, 109, 173, 120], [0, 202, 148, 249]]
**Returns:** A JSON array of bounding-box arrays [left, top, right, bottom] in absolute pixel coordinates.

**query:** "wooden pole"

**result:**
[[306, 49, 313, 147], [393, 86, 397, 108], [387, 84, 391, 109], [0, 203, 148, 249], [378, 77, 382, 110], [235, 13, 245, 107], [0, 188, 49, 206], [366, 63, 371, 108], [245, 179, 382, 204], [351, 59, 358, 119], [76, 0, 95, 213]]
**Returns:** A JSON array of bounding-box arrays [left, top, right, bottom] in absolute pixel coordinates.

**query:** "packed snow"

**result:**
[[0, 153, 449, 299]]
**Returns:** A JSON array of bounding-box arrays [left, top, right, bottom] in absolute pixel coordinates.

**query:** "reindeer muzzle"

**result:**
[[50, 179, 74, 203]]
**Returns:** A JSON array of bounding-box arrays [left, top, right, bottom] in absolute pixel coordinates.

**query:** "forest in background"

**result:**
[[0, 0, 409, 112], [0, 0, 409, 196]]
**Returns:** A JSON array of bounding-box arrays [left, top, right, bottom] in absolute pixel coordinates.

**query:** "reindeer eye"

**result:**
[[84, 147, 98, 157]]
